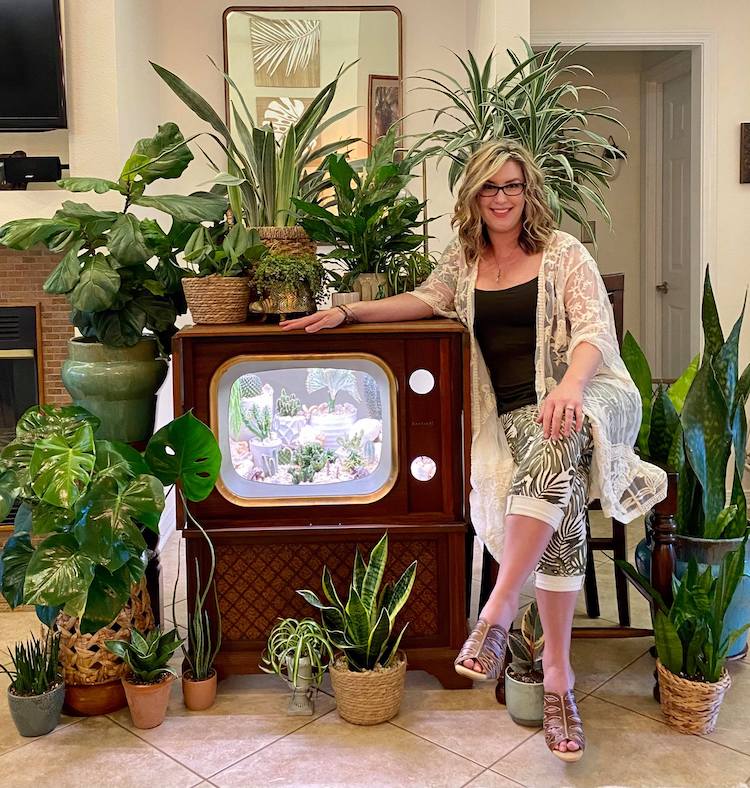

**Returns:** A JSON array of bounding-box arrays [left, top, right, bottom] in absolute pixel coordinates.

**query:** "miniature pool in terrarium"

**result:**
[[213, 355, 397, 504]]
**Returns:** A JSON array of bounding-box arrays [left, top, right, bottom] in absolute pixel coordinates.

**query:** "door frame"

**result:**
[[531, 30, 717, 366]]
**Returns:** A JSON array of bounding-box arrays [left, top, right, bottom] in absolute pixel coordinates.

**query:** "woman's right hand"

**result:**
[[280, 308, 345, 332]]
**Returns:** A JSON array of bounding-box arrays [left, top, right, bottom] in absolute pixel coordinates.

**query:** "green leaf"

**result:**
[[55, 202, 119, 236], [0, 533, 33, 608], [119, 122, 194, 185], [321, 565, 344, 612], [94, 440, 149, 483], [649, 387, 680, 464], [107, 214, 151, 267], [385, 560, 417, 620], [132, 193, 226, 223], [79, 566, 132, 634], [29, 424, 96, 509], [614, 559, 670, 614], [69, 254, 120, 312], [13, 503, 32, 535], [366, 607, 392, 667], [352, 547, 366, 595], [667, 355, 699, 413], [23, 532, 96, 609], [0, 217, 79, 250], [58, 177, 121, 194], [0, 468, 19, 522], [31, 501, 74, 536], [43, 240, 85, 295], [360, 533, 388, 617], [344, 586, 370, 645], [144, 412, 220, 501], [654, 610, 683, 674], [701, 268, 724, 360]]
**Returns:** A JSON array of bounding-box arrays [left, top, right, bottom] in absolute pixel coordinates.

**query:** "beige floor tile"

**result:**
[[108, 671, 335, 779], [491, 694, 750, 788], [211, 711, 484, 787], [392, 684, 537, 766], [573, 558, 653, 629], [0, 715, 201, 787], [571, 636, 652, 694], [464, 770, 526, 787], [0, 609, 42, 648], [593, 651, 750, 755]]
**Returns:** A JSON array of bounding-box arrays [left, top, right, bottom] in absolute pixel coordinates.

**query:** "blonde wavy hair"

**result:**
[[452, 140, 555, 265]]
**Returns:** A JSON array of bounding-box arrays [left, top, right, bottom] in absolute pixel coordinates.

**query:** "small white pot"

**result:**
[[248, 436, 282, 476]]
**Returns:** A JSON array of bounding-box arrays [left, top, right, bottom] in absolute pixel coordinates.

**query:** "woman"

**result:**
[[281, 140, 666, 762]]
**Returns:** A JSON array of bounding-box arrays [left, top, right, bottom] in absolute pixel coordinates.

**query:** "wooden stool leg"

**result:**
[[583, 517, 601, 618], [613, 519, 631, 626], [479, 547, 498, 612]]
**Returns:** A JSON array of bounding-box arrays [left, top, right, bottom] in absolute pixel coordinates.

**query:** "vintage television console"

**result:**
[[172, 320, 472, 688]]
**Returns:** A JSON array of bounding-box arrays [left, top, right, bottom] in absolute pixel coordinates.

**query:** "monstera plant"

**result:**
[[0, 406, 221, 633], [622, 268, 750, 540], [0, 123, 226, 352]]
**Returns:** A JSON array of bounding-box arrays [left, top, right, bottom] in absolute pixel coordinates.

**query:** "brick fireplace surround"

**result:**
[[0, 247, 73, 405]]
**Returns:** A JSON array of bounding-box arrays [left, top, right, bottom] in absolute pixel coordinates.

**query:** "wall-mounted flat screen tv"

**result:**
[[0, 0, 67, 130]]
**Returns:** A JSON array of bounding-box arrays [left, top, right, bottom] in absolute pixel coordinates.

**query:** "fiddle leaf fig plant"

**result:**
[[0, 123, 226, 353], [0, 406, 221, 634]]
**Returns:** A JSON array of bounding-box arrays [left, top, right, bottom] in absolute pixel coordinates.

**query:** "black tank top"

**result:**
[[474, 278, 538, 415]]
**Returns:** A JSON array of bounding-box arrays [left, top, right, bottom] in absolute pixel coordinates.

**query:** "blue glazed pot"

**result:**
[[635, 533, 750, 658]]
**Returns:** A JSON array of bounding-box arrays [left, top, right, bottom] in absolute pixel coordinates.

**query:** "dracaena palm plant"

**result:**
[[298, 533, 417, 672], [406, 41, 626, 238], [152, 61, 358, 228]]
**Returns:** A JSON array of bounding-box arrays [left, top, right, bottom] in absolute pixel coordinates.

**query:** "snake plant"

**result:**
[[105, 627, 184, 683], [407, 41, 625, 239], [298, 533, 417, 671], [621, 268, 750, 539]]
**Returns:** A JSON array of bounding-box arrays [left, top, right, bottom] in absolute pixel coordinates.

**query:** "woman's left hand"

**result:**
[[536, 380, 585, 440]]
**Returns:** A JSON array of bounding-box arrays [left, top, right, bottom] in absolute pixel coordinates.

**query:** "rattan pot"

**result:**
[[182, 275, 250, 324], [329, 652, 406, 725], [256, 226, 316, 258], [656, 659, 732, 734]]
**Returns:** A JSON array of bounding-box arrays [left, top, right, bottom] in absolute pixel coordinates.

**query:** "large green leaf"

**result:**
[[55, 201, 119, 237], [58, 177, 121, 194], [621, 332, 652, 455], [107, 214, 151, 267], [79, 565, 132, 634], [711, 539, 747, 624], [23, 532, 96, 608], [120, 122, 194, 186], [0, 468, 19, 521], [701, 269, 724, 360], [29, 424, 96, 509], [132, 192, 226, 223], [385, 560, 417, 620], [144, 412, 221, 501], [0, 533, 33, 608], [69, 254, 120, 312], [667, 354, 699, 413], [648, 387, 680, 464], [365, 607, 392, 668], [31, 501, 74, 536], [43, 240, 85, 295], [15, 404, 99, 438], [653, 610, 683, 674], [89, 303, 147, 348], [360, 533, 388, 617], [344, 586, 370, 645], [94, 440, 149, 484], [0, 217, 79, 250]]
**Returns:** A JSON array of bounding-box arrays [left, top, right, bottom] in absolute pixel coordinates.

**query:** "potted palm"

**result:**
[[181, 220, 266, 324], [299, 532, 417, 725], [0, 123, 226, 442], [406, 42, 625, 238], [293, 128, 428, 301], [617, 540, 749, 734], [248, 251, 324, 321], [2, 631, 64, 737], [260, 617, 334, 715], [105, 627, 183, 729], [0, 406, 222, 716], [505, 602, 544, 727], [152, 61, 357, 257], [622, 269, 750, 659]]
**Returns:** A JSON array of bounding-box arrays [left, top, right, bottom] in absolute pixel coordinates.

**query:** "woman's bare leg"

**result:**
[[536, 588, 579, 753]]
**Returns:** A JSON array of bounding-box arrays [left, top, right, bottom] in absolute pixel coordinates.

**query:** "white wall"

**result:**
[[531, 0, 750, 366]]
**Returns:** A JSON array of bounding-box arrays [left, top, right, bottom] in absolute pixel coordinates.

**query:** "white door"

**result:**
[[660, 70, 692, 379]]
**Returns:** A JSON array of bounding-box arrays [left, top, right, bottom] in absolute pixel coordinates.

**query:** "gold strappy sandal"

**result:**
[[454, 618, 508, 681], [543, 689, 585, 763]]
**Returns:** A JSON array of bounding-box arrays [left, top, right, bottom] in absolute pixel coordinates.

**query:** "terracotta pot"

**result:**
[[64, 678, 127, 716], [122, 674, 173, 729], [182, 670, 218, 711]]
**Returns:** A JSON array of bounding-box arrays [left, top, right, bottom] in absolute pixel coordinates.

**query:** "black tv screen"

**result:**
[[0, 0, 66, 130]]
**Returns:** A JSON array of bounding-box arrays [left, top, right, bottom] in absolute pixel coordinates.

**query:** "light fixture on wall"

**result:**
[[603, 135, 628, 181]]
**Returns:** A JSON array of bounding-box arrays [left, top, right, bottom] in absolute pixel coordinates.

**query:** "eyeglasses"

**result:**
[[478, 181, 526, 198]]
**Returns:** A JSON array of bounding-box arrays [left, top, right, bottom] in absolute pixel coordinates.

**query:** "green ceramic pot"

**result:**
[[61, 337, 168, 442], [504, 666, 544, 726]]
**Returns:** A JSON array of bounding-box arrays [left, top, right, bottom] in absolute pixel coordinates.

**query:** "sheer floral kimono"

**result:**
[[409, 229, 667, 562]]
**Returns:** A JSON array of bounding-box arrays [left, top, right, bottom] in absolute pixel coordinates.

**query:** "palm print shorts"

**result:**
[[500, 404, 593, 592]]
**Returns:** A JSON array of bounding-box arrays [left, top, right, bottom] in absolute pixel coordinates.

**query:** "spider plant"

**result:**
[[407, 41, 626, 238], [152, 60, 358, 228], [260, 617, 334, 689]]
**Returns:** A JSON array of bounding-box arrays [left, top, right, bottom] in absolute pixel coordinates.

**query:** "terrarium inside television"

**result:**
[[172, 320, 472, 688]]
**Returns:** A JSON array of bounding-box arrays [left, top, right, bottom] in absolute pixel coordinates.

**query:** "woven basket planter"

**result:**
[[656, 659, 732, 734], [329, 652, 407, 726], [256, 226, 316, 258], [182, 275, 250, 324], [56, 579, 155, 687]]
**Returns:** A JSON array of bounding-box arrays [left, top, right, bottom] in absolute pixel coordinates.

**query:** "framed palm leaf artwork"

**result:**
[[249, 14, 320, 87], [369, 74, 401, 146]]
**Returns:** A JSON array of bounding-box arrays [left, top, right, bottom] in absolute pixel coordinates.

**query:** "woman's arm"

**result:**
[[537, 341, 602, 440], [280, 293, 433, 333]]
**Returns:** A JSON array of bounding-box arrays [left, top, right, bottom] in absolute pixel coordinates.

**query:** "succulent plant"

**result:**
[[237, 374, 263, 399], [507, 602, 544, 679], [242, 403, 273, 442], [337, 431, 365, 474], [290, 442, 334, 484], [363, 375, 382, 420], [306, 368, 360, 413], [277, 388, 302, 418], [278, 446, 293, 465], [105, 627, 184, 683]]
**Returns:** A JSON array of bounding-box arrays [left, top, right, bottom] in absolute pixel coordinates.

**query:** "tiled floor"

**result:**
[[1, 519, 749, 788]]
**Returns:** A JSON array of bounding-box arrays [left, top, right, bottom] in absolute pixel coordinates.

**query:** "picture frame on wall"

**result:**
[[368, 74, 401, 147]]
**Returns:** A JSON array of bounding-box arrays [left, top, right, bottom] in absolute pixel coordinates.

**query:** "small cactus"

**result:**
[[363, 375, 382, 420], [278, 446, 293, 465], [237, 374, 263, 398], [276, 388, 302, 417]]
